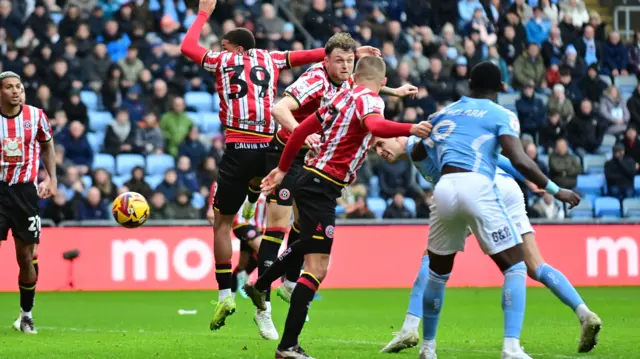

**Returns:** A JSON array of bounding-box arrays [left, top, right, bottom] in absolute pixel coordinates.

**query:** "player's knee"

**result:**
[[267, 203, 291, 226], [303, 255, 329, 281], [427, 251, 455, 275], [16, 248, 34, 270]]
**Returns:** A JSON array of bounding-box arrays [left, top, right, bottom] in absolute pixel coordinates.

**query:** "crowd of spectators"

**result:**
[[1, 0, 639, 222]]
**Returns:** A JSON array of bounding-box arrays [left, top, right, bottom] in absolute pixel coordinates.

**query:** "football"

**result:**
[[112, 192, 150, 228]]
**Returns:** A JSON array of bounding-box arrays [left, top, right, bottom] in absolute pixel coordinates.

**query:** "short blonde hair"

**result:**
[[355, 56, 386, 82]]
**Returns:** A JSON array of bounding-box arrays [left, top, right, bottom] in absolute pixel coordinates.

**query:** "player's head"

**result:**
[[468, 61, 503, 101], [354, 56, 387, 91], [372, 137, 406, 162], [0, 71, 23, 108], [222, 28, 255, 53], [324, 32, 358, 82]]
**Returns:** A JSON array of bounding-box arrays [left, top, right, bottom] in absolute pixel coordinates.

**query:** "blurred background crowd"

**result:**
[[1, 0, 640, 222]]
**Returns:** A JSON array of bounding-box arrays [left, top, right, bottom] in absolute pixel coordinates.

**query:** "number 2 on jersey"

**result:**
[[223, 65, 272, 99]]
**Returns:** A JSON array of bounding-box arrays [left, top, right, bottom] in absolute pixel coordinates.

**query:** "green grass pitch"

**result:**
[[0, 288, 638, 358]]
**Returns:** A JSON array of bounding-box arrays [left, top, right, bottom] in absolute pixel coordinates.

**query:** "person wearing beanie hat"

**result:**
[[452, 57, 470, 100], [548, 82, 575, 123], [604, 142, 637, 200], [561, 43, 586, 80], [516, 78, 546, 136], [578, 62, 608, 103]]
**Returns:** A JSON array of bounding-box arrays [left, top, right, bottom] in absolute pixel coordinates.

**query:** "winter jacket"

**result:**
[[56, 131, 94, 168], [547, 96, 575, 122], [628, 44, 640, 75], [605, 157, 637, 191], [599, 94, 630, 135], [568, 112, 607, 153], [83, 53, 112, 83], [578, 75, 608, 103], [549, 153, 582, 188], [602, 41, 629, 73], [77, 200, 109, 220], [159, 112, 193, 156], [133, 125, 165, 155], [525, 18, 551, 46], [516, 94, 546, 135], [178, 138, 207, 171], [513, 53, 546, 89], [539, 119, 569, 150], [165, 202, 200, 220], [541, 39, 564, 67], [626, 89, 640, 130]]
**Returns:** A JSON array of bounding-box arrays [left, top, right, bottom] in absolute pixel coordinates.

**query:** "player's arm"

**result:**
[[409, 137, 428, 163], [40, 139, 56, 185], [277, 112, 323, 172], [285, 48, 326, 68], [37, 110, 57, 198], [363, 114, 431, 138], [272, 95, 301, 133], [497, 154, 562, 195], [380, 84, 418, 98], [180, 0, 217, 66]]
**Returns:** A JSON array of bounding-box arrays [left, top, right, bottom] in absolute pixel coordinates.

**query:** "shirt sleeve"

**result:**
[[202, 51, 222, 73], [497, 111, 521, 138], [269, 50, 290, 70], [355, 94, 386, 125], [497, 154, 525, 181], [283, 71, 324, 107], [37, 110, 53, 143]]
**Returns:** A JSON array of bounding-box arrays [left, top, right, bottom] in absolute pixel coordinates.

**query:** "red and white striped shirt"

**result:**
[[202, 49, 290, 144], [276, 63, 354, 145], [305, 86, 385, 185], [232, 194, 267, 232], [0, 104, 52, 184]]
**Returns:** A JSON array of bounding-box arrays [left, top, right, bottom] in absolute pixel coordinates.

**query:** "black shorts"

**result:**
[[213, 142, 272, 215], [265, 138, 308, 206], [0, 182, 41, 244], [294, 168, 343, 254], [233, 223, 261, 253]]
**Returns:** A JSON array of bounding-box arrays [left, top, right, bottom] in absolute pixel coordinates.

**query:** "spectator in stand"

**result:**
[[513, 43, 547, 91], [118, 46, 145, 86], [377, 152, 424, 200], [458, 0, 486, 31], [104, 108, 136, 156], [134, 112, 165, 155], [540, 0, 560, 25], [146, 42, 171, 79], [549, 138, 582, 189], [97, 19, 131, 63], [561, 44, 586, 81], [21, 63, 40, 105], [15, 27, 41, 56], [383, 192, 414, 219], [166, 187, 200, 220], [178, 126, 207, 171], [2, 47, 23, 75], [382, 41, 399, 70], [42, 191, 76, 225], [509, 0, 533, 24], [59, 166, 84, 201], [569, 99, 607, 155], [93, 168, 118, 202], [102, 64, 124, 115], [540, 111, 568, 152], [542, 26, 564, 68], [387, 21, 412, 56], [121, 85, 145, 125], [58, 121, 93, 175], [548, 84, 575, 123], [627, 83, 640, 130], [54, 143, 75, 183], [587, 11, 608, 43], [62, 42, 84, 81], [176, 156, 199, 194], [124, 166, 153, 200], [516, 81, 546, 137], [574, 25, 601, 67], [525, 141, 550, 175], [33, 85, 61, 119], [59, 5, 81, 39], [84, 43, 112, 93], [605, 143, 638, 199], [560, 0, 589, 28], [627, 30, 640, 77], [418, 26, 439, 58], [579, 64, 608, 104], [340, 4, 363, 35], [559, 66, 583, 105], [198, 156, 218, 195], [526, 7, 552, 46], [530, 193, 565, 219], [62, 90, 89, 128], [484, 0, 502, 25], [422, 57, 454, 103], [462, 37, 482, 71], [345, 196, 376, 219], [149, 192, 169, 220], [401, 41, 430, 80], [147, 79, 171, 116], [600, 86, 631, 136], [24, 3, 48, 39], [47, 59, 75, 103], [0, 0, 23, 40], [487, 45, 511, 86], [464, 8, 497, 46], [160, 96, 193, 157], [255, 3, 285, 41], [88, 5, 105, 37], [416, 191, 434, 219], [624, 126, 640, 164], [276, 23, 296, 51], [157, 169, 179, 202], [303, 0, 337, 45], [601, 31, 629, 78], [77, 187, 109, 220], [74, 23, 94, 59], [452, 57, 470, 100]]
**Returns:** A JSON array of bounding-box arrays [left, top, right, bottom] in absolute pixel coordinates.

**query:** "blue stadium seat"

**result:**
[[192, 193, 206, 209], [600, 134, 616, 149], [81, 175, 93, 190], [576, 174, 604, 196], [146, 174, 164, 190], [186, 111, 201, 127], [335, 205, 345, 216], [537, 154, 549, 168], [623, 198, 640, 218], [599, 75, 612, 86], [88, 111, 113, 132], [185, 91, 214, 112], [594, 196, 621, 218], [367, 198, 386, 218], [212, 93, 221, 112], [87, 132, 103, 153], [80, 91, 99, 111], [369, 176, 380, 198], [93, 154, 115, 172], [146, 154, 175, 176], [116, 154, 145, 176], [50, 13, 63, 24], [113, 175, 130, 189], [635, 175, 640, 192], [615, 75, 638, 93], [404, 197, 416, 216], [582, 154, 607, 174], [566, 200, 593, 218], [498, 93, 519, 107], [200, 112, 222, 135]]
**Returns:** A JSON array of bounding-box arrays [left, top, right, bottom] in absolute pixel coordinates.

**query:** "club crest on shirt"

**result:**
[[24, 121, 31, 129], [509, 117, 520, 134]]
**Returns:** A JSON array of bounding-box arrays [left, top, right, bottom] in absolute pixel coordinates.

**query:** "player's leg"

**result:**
[[242, 177, 262, 219], [380, 248, 429, 353], [231, 244, 251, 300]]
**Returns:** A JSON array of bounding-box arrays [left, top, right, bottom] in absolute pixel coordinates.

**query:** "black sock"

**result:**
[[215, 261, 232, 290], [246, 254, 258, 274], [231, 268, 239, 293], [258, 228, 286, 301], [285, 223, 303, 283], [255, 239, 304, 292], [19, 280, 36, 313], [247, 184, 261, 203], [279, 272, 321, 349], [33, 255, 39, 277]]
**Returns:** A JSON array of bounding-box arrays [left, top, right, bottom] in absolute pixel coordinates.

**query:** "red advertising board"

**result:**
[[0, 225, 638, 292]]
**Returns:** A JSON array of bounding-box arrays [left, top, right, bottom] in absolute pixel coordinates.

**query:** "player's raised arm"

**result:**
[[363, 114, 431, 138], [180, 0, 217, 65], [380, 84, 419, 98]]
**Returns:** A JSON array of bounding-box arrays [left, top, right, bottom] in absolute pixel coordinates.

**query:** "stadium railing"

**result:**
[[614, 5, 640, 39], [273, 0, 315, 48]]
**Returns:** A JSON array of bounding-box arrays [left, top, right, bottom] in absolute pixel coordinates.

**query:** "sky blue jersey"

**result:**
[[427, 97, 521, 180]]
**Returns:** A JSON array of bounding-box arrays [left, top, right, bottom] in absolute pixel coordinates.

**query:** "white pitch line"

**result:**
[[35, 326, 595, 359]]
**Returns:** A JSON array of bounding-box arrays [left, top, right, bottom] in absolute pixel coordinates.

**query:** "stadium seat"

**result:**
[[537, 154, 549, 168], [601, 134, 616, 149], [145, 174, 164, 190], [116, 154, 145, 176], [635, 175, 640, 192], [599, 75, 612, 86], [576, 174, 604, 196], [622, 198, 640, 218], [191, 193, 206, 209], [566, 200, 593, 218], [537, 94, 549, 106], [50, 13, 63, 24], [80, 91, 99, 111], [498, 93, 519, 107], [369, 176, 380, 198], [113, 175, 130, 189], [615, 75, 638, 92], [212, 93, 221, 112], [200, 112, 222, 135], [93, 153, 115, 173], [367, 198, 386, 218], [81, 175, 93, 190], [185, 91, 214, 112], [87, 132, 103, 153], [582, 154, 607, 174], [594, 196, 621, 218], [186, 111, 201, 127], [335, 205, 345, 216], [146, 154, 175, 176], [88, 111, 113, 132], [404, 198, 416, 216]]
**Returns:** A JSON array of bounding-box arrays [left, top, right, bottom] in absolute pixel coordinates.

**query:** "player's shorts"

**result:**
[[494, 173, 534, 236], [233, 223, 261, 253], [293, 168, 343, 254], [265, 138, 308, 206], [428, 172, 521, 256], [214, 142, 271, 215], [0, 182, 41, 244]]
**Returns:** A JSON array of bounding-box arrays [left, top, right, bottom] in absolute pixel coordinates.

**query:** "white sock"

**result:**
[[265, 301, 272, 313], [283, 279, 296, 291], [401, 314, 421, 332], [22, 310, 32, 319], [231, 292, 236, 300], [503, 337, 521, 352], [575, 304, 592, 321], [422, 339, 436, 348], [218, 289, 232, 301]]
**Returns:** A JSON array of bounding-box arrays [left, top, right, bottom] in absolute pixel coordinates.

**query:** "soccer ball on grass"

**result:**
[[112, 192, 150, 228]]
